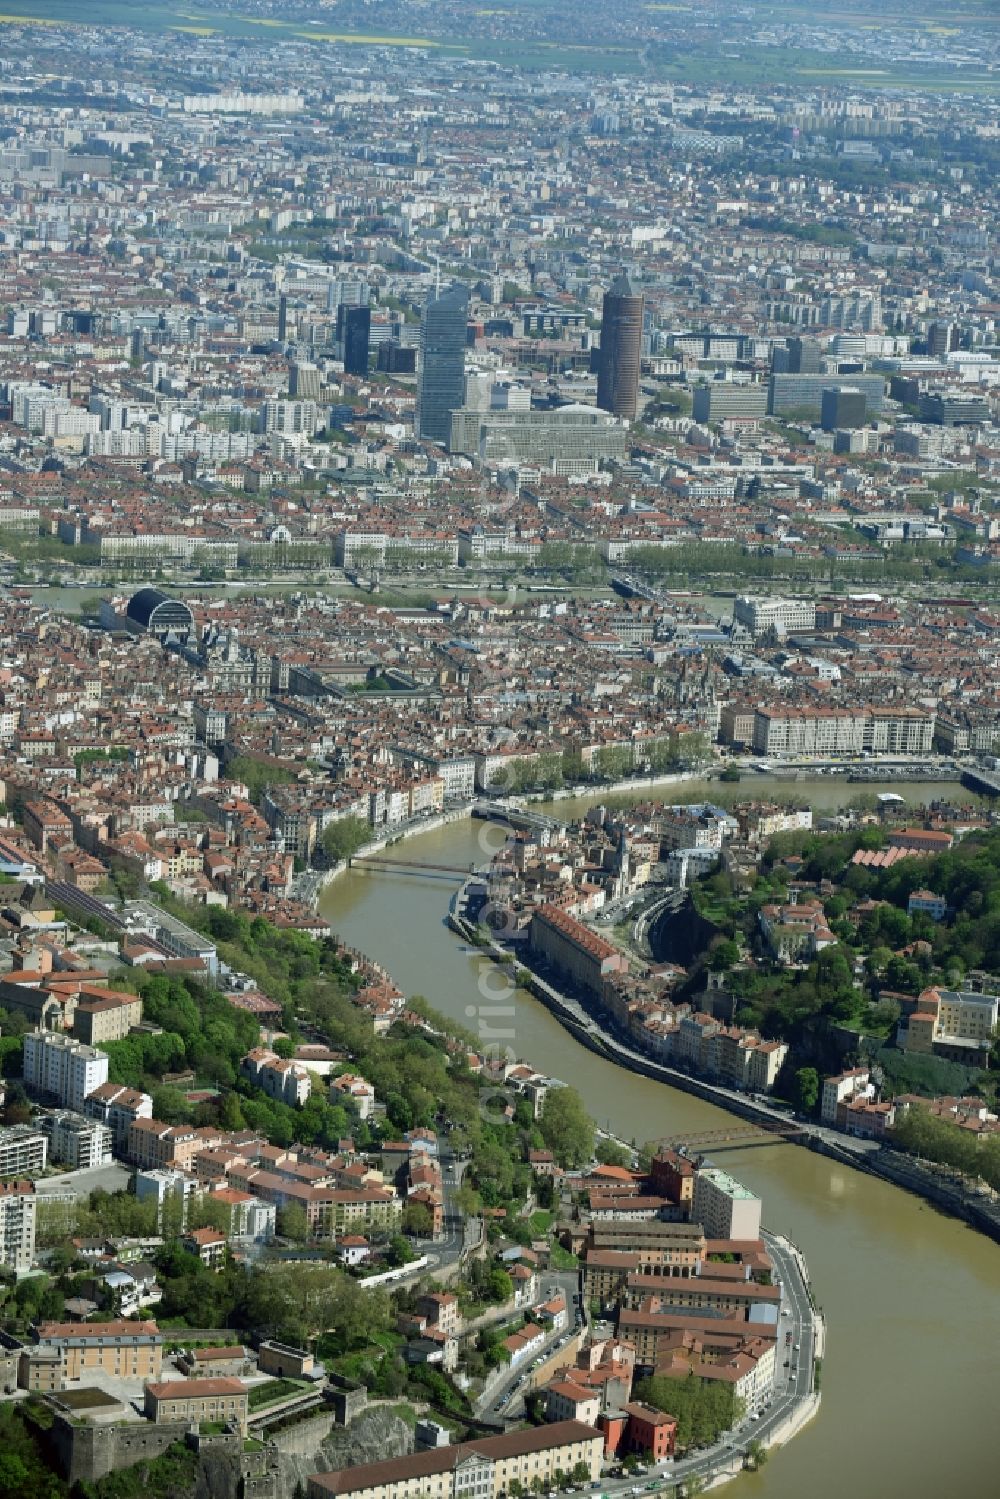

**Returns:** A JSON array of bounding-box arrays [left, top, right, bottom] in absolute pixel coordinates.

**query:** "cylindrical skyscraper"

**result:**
[[596, 271, 643, 421]]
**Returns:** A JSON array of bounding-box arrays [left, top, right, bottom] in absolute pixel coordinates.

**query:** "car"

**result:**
[[750, 1413, 760, 1422], [780, 1308, 790, 1318], [793, 1342, 801, 1350]]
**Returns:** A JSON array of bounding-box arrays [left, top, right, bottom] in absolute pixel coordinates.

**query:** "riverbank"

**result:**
[[300, 804, 477, 896], [448, 882, 1000, 1247]]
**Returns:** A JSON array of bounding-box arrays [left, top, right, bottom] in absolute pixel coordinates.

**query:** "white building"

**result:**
[[0, 1125, 48, 1177], [23, 1031, 109, 1112], [329, 1073, 376, 1120], [0, 1180, 36, 1275], [691, 1167, 762, 1241], [135, 1167, 201, 1229], [240, 1048, 311, 1107], [820, 1068, 873, 1126], [734, 596, 816, 637], [41, 1112, 113, 1170]]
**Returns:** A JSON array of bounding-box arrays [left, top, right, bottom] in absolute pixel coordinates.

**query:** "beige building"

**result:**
[[144, 1376, 248, 1434], [900, 987, 1000, 1064], [307, 1421, 604, 1499], [32, 1319, 163, 1383], [72, 989, 143, 1045]]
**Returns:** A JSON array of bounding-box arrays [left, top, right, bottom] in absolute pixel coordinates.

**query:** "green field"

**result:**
[[0, 0, 993, 89]]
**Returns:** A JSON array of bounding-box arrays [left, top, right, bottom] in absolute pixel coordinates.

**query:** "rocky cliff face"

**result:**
[[268, 1406, 415, 1499]]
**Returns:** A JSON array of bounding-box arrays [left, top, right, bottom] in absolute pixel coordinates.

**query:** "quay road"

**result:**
[[477, 1269, 586, 1421], [648, 1232, 820, 1494], [481, 1238, 818, 1492]]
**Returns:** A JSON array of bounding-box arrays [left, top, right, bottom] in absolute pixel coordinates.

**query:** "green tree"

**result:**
[[595, 1138, 633, 1168], [708, 938, 740, 973], [792, 1067, 820, 1116], [277, 1202, 309, 1243], [745, 1438, 768, 1470], [539, 1086, 595, 1169], [401, 1201, 435, 1238], [321, 817, 372, 864], [487, 1267, 513, 1303]]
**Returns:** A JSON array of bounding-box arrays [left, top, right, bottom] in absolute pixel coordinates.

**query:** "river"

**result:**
[[321, 779, 1000, 1496]]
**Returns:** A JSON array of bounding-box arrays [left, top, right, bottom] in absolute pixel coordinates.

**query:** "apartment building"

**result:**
[[127, 1119, 201, 1171], [23, 1030, 109, 1112], [306, 1421, 604, 1499], [32, 1319, 163, 1383], [144, 1376, 248, 1434], [0, 1180, 36, 1275], [821, 1068, 873, 1126], [691, 1168, 762, 1241], [40, 1111, 113, 1170], [134, 1166, 202, 1228], [234, 1168, 401, 1238], [862, 708, 935, 756], [329, 1073, 376, 1119], [0, 1125, 48, 1177], [752, 707, 864, 758], [84, 1081, 154, 1151], [240, 1048, 311, 1106], [649, 1149, 696, 1210]]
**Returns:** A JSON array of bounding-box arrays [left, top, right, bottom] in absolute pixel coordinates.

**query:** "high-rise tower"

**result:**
[[417, 284, 469, 445], [342, 305, 371, 376], [596, 271, 643, 422]]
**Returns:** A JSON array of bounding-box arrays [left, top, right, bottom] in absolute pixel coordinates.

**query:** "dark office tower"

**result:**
[[821, 386, 867, 432], [277, 293, 288, 342], [343, 306, 371, 376], [417, 283, 469, 444], [596, 272, 643, 421], [927, 320, 956, 358], [787, 336, 823, 374]]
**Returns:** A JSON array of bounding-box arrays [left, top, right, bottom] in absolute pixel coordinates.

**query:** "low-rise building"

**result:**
[[32, 1318, 162, 1383], [144, 1376, 248, 1434], [306, 1421, 604, 1499], [182, 1226, 227, 1270], [907, 889, 948, 922]]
